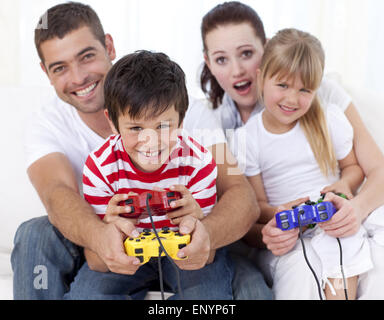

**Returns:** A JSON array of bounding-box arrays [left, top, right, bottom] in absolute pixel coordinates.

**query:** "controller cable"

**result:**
[[145, 193, 184, 300], [297, 213, 324, 300], [297, 213, 349, 300]]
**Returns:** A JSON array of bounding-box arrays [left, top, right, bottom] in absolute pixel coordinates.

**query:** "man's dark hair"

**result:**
[[35, 2, 106, 63], [104, 50, 189, 132]]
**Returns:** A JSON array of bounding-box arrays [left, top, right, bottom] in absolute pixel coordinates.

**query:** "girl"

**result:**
[[233, 28, 376, 300], [200, 1, 384, 299]]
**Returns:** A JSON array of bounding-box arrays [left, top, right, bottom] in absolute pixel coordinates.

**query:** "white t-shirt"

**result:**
[[231, 104, 354, 206], [24, 97, 105, 189], [24, 95, 225, 190], [213, 76, 352, 134]]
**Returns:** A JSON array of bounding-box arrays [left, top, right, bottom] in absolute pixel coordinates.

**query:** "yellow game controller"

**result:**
[[124, 227, 191, 264]]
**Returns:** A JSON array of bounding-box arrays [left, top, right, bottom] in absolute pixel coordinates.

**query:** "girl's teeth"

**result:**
[[75, 83, 97, 96]]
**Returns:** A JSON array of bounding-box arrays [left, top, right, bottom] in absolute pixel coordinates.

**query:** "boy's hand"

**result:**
[[173, 215, 211, 270], [318, 192, 361, 238], [320, 181, 353, 200], [104, 192, 139, 223], [166, 185, 204, 224]]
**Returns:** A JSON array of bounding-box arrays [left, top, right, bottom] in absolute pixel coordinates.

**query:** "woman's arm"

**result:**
[[345, 103, 384, 219]]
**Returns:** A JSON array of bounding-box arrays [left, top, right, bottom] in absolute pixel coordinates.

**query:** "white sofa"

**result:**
[[1, 82, 383, 300]]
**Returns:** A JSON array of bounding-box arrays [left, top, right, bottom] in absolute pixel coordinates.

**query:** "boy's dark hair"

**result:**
[[200, 1, 266, 109], [104, 50, 189, 132], [35, 2, 106, 63]]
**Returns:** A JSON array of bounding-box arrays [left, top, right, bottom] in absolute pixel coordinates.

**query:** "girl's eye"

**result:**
[[242, 50, 253, 58], [277, 83, 288, 89], [300, 88, 312, 93]]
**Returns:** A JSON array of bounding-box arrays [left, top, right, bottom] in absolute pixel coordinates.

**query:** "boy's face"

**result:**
[[114, 106, 181, 173], [40, 26, 115, 115]]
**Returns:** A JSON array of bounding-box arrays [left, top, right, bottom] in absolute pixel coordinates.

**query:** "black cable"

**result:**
[[336, 238, 348, 300], [297, 213, 324, 300], [146, 193, 184, 300]]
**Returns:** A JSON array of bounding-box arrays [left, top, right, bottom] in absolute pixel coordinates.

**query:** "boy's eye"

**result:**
[[158, 123, 170, 129], [130, 126, 143, 132]]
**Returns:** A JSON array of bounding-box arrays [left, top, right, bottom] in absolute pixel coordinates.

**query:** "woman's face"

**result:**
[[204, 23, 264, 111]]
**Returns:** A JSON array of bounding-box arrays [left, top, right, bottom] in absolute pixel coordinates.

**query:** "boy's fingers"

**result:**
[[170, 184, 190, 196]]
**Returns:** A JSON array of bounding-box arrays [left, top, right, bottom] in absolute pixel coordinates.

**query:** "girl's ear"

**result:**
[[104, 109, 119, 135]]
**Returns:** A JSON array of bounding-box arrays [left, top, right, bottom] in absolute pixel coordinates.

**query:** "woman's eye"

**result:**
[[215, 57, 227, 65]]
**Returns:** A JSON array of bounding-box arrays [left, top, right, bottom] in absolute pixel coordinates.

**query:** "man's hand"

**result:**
[[318, 192, 361, 238], [173, 215, 211, 270], [166, 185, 204, 224]]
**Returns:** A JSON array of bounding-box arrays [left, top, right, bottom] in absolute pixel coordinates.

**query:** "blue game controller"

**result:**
[[276, 201, 337, 231]]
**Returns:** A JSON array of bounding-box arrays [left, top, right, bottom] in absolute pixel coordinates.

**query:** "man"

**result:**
[[11, 2, 271, 299]]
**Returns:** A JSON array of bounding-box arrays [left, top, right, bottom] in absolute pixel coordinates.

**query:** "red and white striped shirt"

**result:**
[[83, 132, 217, 231]]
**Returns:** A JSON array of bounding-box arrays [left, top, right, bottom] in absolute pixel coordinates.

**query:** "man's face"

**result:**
[[40, 26, 115, 114]]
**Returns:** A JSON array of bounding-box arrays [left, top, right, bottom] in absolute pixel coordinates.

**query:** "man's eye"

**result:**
[[82, 53, 95, 61], [53, 66, 65, 74]]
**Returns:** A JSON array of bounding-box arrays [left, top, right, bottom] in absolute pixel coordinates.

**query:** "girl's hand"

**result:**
[[165, 185, 204, 225], [262, 217, 299, 256], [320, 181, 353, 200], [318, 192, 361, 238], [261, 197, 309, 256]]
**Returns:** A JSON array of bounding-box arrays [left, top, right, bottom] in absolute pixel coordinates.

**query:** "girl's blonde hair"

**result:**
[[259, 28, 337, 177]]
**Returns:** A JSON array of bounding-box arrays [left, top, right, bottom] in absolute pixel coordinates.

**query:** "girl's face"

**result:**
[[261, 73, 317, 133], [204, 23, 264, 111]]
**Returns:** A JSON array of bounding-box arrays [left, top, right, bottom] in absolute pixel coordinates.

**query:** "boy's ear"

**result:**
[[104, 109, 119, 135]]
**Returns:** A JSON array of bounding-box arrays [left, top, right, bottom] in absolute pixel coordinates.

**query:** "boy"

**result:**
[[68, 51, 234, 299]]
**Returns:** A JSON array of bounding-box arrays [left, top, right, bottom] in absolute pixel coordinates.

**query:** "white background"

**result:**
[[0, 0, 383, 98]]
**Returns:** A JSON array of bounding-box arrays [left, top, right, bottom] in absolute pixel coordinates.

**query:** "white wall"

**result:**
[[0, 0, 383, 98]]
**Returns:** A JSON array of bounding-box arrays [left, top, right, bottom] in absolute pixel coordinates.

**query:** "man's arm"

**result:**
[[203, 143, 260, 250], [27, 153, 104, 248], [27, 152, 141, 274]]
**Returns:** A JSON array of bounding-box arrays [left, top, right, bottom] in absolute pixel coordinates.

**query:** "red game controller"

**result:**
[[119, 190, 181, 219]]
